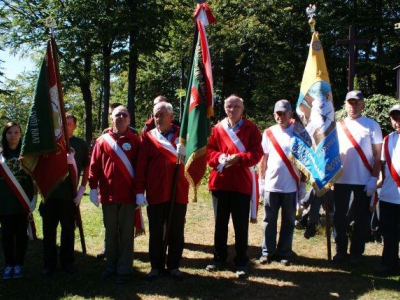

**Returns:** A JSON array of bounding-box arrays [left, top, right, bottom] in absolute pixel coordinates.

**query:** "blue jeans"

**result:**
[[333, 184, 370, 256], [262, 191, 296, 258]]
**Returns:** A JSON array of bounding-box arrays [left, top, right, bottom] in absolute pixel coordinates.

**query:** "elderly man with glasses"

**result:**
[[89, 105, 141, 284]]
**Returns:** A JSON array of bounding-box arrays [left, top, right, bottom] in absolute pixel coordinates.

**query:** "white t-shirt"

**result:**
[[379, 132, 400, 204], [262, 124, 299, 193], [336, 116, 382, 185]]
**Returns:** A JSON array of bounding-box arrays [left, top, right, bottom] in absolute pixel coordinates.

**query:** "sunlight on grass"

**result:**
[[0, 188, 399, 299]]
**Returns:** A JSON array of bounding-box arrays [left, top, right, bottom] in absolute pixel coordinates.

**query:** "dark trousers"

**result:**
[[0, 213, 28, 266], [333, 184, 370, 256], [379, 200, 400, 268], [40, 198, 75, 269], [301, 189, 334, 224], [211, 191, 250, 267], [147, 202, 187, 270]]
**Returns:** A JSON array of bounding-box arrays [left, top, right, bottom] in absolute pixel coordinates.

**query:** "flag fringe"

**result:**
[[184, 146, 207, 202], [206, 106, 214, 118], [289, 153, 342, 197]]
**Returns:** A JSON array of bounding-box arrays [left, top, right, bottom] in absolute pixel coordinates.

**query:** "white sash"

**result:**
[[103, 133, 134, 178], [149, 128, 178, 157], [221, 119, 257, 220]]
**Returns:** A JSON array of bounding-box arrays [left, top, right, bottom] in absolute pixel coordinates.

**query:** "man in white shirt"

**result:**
[[258, 99, 306, 266], [334, 90, 382, 266], [374, 104, 400, 277]]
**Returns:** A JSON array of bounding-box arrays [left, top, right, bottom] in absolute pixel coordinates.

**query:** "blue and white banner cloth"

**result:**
[[290, 32, 342, 196]]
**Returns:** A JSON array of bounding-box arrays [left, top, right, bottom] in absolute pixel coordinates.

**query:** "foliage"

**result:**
[[0, 75, 36, 129], [1, 1, 400, 137], [335, 94, 399, 135]]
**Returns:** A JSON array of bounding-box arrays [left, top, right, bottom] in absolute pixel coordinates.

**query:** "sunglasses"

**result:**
[[114, 112, 128, 118]]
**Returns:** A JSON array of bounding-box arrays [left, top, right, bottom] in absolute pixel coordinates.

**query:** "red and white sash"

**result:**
[[265, 127, 300, 199], [340, 120, 379, 208], [217, 119, 258, 220], [102, 133, 135, 189], [384, 134, 400, 188], [0, 154, 37, 240], [147, 129, 178, 163], [340, 119, 373, 173], [0, 154, 30, 213], [101, 133, 144, 233]]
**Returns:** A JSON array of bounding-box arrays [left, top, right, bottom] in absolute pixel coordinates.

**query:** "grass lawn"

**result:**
[[0, 184, 399, 300]]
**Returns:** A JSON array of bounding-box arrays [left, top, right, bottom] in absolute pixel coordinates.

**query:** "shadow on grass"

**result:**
[[0, 240, 399, 299]]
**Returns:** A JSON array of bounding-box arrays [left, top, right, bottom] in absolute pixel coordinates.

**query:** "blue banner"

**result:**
[[291, 32, 342, 196]]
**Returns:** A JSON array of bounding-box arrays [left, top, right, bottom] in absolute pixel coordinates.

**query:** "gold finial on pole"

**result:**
[[306, 4, 316, 33], [45, 17, 57, 36]]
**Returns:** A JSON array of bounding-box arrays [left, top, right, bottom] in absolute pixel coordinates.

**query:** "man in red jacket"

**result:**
[[135, 101, 188, 281], [88, 105, 141, 284], [206, 95, 263, 279], [141, 95, 180, 136]]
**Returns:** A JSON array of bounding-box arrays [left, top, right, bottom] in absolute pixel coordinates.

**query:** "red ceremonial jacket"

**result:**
[[207, 117, 263, 195], [89, 128, 141, 204], [134, 125, 189, 205]]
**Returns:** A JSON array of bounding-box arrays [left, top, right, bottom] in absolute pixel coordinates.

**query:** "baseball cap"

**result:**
[[274, 100, 292, 113], [389, 104, 400, 116], [345, 90, 364, 102]]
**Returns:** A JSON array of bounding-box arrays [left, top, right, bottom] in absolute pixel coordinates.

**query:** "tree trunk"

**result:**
[[127, 32, 138, 128], [101, 44, 112, 130]]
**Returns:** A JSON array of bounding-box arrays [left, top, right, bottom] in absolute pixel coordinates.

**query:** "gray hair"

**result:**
[[153, 102, 173, 115], [224, 94, 244, 106]]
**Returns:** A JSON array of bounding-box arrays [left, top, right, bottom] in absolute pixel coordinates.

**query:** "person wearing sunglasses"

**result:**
[[89, 105, 141, 284]]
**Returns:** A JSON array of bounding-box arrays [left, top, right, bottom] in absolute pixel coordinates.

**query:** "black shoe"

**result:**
[[101, 270, 115, 279], [374, 265, 399, 277], [42, 266, 56, 277], [146, 268, 160, 281], [304, 223, 317, 239], [96, 251, 106, 260], [332, 253, 346, 263], [169, 268, 183, 281]]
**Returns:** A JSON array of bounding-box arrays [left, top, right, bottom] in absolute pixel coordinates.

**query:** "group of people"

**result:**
[[254, 90, 400, 280], [0, 114, 89, 280], [0, 91, 399, 283], [204, 91, 400, 280]]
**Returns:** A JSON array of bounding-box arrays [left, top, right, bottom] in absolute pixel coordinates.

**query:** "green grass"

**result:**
[[0, 185, 399, 300]]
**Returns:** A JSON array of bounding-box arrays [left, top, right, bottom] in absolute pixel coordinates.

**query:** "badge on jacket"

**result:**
[[122, 143, 131, 151]]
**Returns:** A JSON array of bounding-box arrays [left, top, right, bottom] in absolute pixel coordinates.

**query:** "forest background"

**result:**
[[0, 0, 400, 141]]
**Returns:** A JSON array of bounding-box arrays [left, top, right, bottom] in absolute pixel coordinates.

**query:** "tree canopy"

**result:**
[[0, 0, 399, 139]]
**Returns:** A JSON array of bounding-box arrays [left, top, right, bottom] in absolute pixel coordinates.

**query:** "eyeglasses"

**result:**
[[225, 105, 243, 109], [114, 112, 128, 118]]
